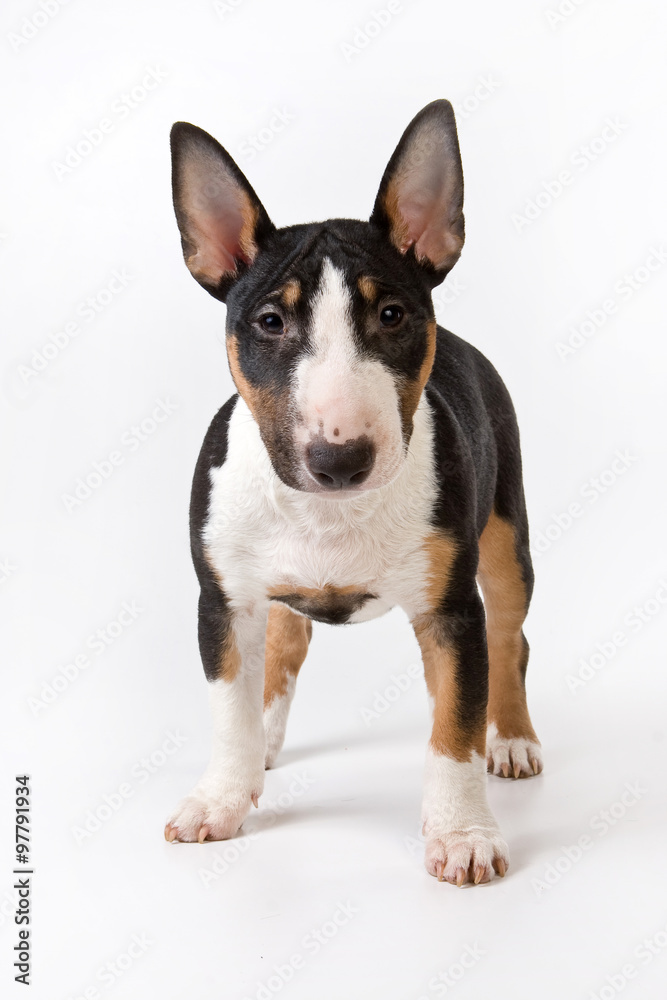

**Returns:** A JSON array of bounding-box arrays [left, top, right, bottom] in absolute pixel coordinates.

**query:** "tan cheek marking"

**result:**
[[280, 280, 301, 308], [478, 511, 537, 742], [399, 319, 437, 432], [227, 333, 256, 415], [264, 603, 311, 708], [414, 620, 484, 761], [357, 275, 378, 302], [227, 334, 282, 425]]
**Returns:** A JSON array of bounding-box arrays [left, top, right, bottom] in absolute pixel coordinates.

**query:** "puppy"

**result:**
[[164, 100, 542, 885]]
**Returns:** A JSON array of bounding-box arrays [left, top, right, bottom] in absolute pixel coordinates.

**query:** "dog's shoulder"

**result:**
[[426, 326, 522, 537], [190, 393, 239, 566]]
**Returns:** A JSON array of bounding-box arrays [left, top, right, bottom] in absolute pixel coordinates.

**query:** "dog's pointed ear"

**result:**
[[170, 122, 275, 301], [370, 100, 464, 284]]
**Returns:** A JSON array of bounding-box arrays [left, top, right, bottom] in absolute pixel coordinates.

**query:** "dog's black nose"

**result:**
[[307, 438, 375, 490]]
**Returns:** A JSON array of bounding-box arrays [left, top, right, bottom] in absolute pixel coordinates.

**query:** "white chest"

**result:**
[[202, 398, 439, 621]]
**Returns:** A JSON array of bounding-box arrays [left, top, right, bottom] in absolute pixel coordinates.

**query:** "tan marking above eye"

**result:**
[[280, 279, 301, 308], [357, 275, 378, 302], [226, 332, 288, 434]]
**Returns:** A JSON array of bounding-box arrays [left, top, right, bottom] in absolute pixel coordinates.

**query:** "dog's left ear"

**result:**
[[370, 100, 464, 284], [170, 122, 275, 301]]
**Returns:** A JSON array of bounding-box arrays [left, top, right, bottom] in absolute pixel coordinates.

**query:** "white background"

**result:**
[[2, 1, 667, 998]]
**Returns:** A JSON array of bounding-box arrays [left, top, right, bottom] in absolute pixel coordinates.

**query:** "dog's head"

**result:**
[[171, 100, 464, 496]]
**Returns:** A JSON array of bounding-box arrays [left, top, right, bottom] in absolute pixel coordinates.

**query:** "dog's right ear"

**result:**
[[170, 122, 275, 301]]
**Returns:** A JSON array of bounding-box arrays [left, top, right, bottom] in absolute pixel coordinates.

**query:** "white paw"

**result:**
[[165, 777, 262, 844], [421, 748, 509, 884], [486, 722, 543, 778], [424, 827, 510, 885]]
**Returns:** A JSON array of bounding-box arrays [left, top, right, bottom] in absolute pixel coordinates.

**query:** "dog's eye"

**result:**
[[259, 312, 285, 334], [379, 305, 404, 328]]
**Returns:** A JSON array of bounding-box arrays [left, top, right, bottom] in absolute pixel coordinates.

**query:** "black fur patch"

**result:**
[[423, 326, 533, 730], [190, 394, 238, 680], [272, 590, 377, 626]]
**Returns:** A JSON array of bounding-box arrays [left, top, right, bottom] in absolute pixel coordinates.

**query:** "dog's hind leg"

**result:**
[[263, 603, 311, 768], [477, 507, 543, 778]]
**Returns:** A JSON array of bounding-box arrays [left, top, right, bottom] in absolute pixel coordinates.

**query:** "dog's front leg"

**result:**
[[413, 591, 509, 885], [165, 597, 267, 844]]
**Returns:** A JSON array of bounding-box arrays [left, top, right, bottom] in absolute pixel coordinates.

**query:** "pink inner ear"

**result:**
[[398, 197, 434, 249], [181, 151, 257, 284], [191, 209, 252, 280], [397, 162, 447, 241], [396, 174, 460, 269], [387, 122, 463, 270]]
